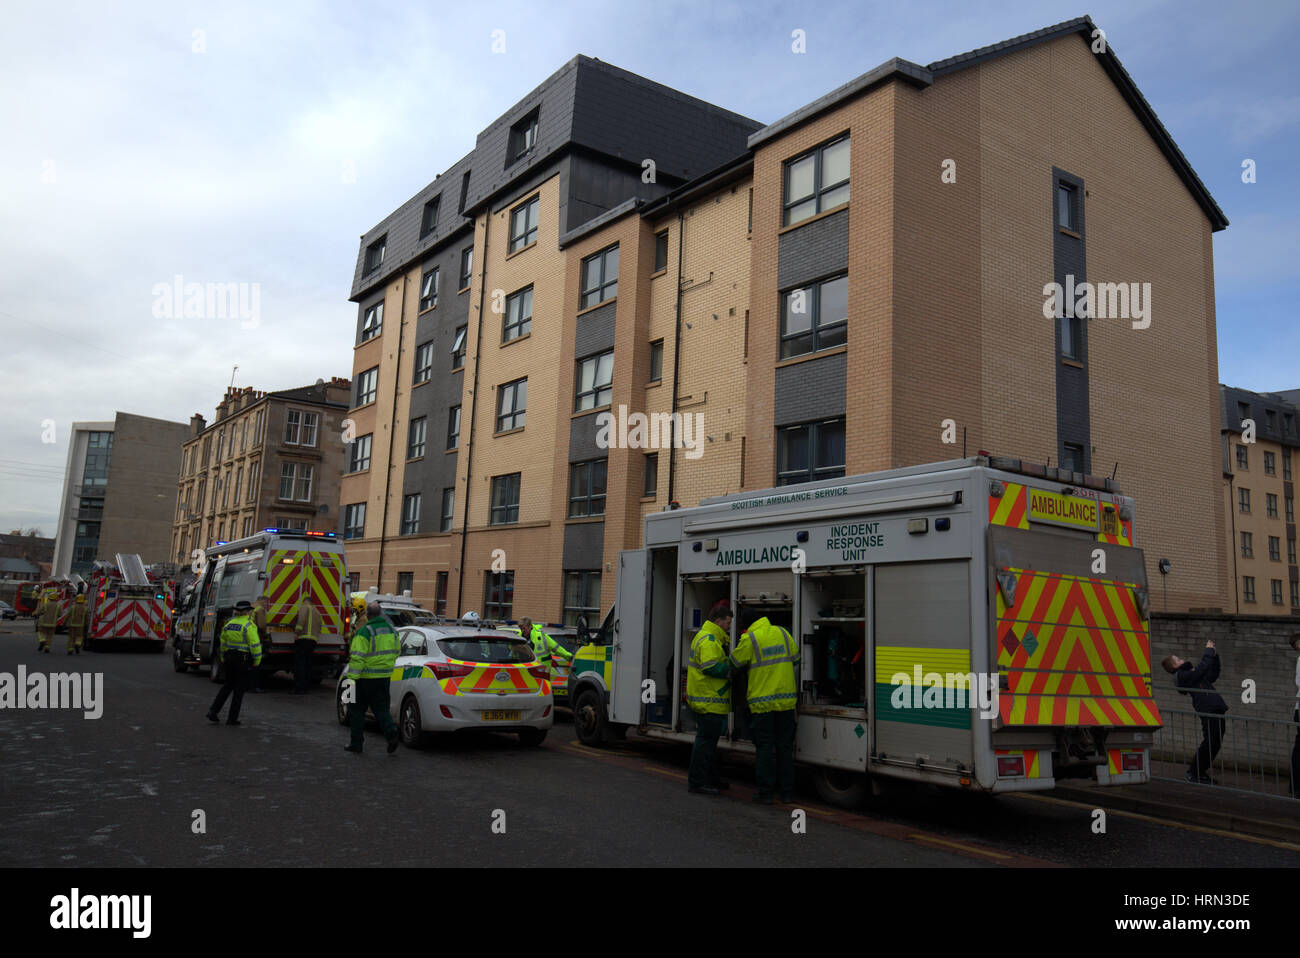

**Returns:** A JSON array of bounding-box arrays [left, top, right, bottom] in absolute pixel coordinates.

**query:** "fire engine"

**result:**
[[86, 554, 173, 650]]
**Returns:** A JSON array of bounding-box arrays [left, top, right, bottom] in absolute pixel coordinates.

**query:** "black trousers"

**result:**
[[210, 653, 254, 721], [293, 638, 317, 691], [750, 709, 797, 799], [1191, 713, 1225, 779], [687, 711, 726, 790]]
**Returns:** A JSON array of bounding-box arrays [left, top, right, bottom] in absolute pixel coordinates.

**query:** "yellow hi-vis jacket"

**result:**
[[731, 617, 799, 713], [219, 614, 263, 666], [295, 602, 321, 641], [38, 590, 60, 628], [346, 616, 400, 680], [686, 619, 731, 715], [529, 623, 572, 667], [69, 599, 87, 630]]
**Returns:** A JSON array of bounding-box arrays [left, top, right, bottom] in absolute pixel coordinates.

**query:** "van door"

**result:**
[[307, 548, 346, 649], [612, 550, 650, 723]]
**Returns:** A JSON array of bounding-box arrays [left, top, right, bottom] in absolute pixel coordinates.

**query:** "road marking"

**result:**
[[1010, 793, 1300, 852], [908, 833, 1012, 860]]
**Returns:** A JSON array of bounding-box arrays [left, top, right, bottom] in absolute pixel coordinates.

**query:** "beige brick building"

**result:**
[[344, 17, 1231, 621], [1220, 385, 1300, 615], [173, 380, 351, 563]]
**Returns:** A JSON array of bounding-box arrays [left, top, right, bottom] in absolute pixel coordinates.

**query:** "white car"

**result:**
[[336, 625, 554, 747]]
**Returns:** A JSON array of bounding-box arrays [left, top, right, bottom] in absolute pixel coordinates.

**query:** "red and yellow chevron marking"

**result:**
[[89, 595, 169, 640], [435, 660, 548, 697], [996, 566, 1161, 728], [1106, 748, 1145, 775], [308, 552, 344, 635], [995, 749, 1043, 778], [264, 549, 344, 635], [988, 482, 1029, 529], [265, 549, 306, 626]]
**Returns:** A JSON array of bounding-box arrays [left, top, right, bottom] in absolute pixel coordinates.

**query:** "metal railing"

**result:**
[[1151, 706, 1298, 799]]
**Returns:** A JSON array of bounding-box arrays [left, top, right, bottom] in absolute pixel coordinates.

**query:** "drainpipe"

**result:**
[[376, 275, 407, 590], [1227, 473, 1239, 614], [457, 216, 489, 616], [666, 210, 685, 507]]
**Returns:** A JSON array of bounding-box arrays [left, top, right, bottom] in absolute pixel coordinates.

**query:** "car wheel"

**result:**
[[172, 644, 187, 673], [399, 696, 424, 749], [336, 683, 350, 726], [518, 727, 547, 747], [573, 689, 607, 747], [812, 767, 869, 809]]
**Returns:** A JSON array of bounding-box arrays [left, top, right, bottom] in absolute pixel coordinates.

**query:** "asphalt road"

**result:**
[[1, 622, 1296, 868]]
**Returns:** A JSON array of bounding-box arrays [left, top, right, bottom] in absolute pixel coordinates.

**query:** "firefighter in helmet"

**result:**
[[67, 592, 88, 655], [36, 585, 60, 653]]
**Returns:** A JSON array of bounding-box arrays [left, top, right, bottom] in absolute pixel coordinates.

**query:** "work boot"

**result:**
[[226, 720, 241, 727], [343, 745, 362, 754], [206, 712, 219, 723], [386, 730, 400, 754]]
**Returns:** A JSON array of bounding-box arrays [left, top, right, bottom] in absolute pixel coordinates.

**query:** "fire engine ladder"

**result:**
[[116, 553, 150, 587]]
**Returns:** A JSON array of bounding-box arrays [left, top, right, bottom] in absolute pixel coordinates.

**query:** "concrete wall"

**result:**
[[99, 413, 189, 566]]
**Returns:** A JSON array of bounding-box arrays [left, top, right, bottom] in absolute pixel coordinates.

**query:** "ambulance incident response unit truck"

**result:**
[[568, 456, 1162, 806], [172, 529, 349, 683]]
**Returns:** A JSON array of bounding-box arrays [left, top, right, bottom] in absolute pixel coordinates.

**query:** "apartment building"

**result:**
[[345, 16, 1230, 620], [51, 413, 190, 576], [1221, 385, 1300, 615], [172, 380, 351, 563]]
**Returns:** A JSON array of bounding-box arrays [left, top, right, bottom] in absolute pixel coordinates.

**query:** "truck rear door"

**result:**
[[612, 550, 650, 723], [307, 548, 346, 647]]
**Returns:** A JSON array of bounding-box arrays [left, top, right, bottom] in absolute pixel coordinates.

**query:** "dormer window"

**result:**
[[509, 110, 539, 165]]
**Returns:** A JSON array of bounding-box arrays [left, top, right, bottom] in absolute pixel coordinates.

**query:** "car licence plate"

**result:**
[[481, 710, 521, 721]]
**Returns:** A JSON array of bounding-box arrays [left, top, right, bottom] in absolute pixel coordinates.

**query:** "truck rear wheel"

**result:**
[[813, 767, 869, 809], [172, 644, 187, 673], [573, 688, 608, 747]]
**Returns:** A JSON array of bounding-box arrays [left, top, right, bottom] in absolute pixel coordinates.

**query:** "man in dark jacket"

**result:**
[[1162, 640, 1228, 784]]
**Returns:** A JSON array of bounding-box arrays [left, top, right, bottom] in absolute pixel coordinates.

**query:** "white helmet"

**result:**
[[460, 611, 480, 626]]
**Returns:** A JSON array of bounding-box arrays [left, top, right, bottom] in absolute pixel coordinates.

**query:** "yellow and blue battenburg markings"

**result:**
[[875, 647, 976, 729]]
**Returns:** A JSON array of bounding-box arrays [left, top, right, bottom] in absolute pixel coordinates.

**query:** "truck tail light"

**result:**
[[997, 755, 1025, 777]]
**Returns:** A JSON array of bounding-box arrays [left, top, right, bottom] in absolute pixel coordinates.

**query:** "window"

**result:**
[[484, 571, 514, 620], [240, 420, 248, 452], [421, 196, 440, 237], [1269, 536, 1281, 561], [278, 517, 308, 531], [654, 230, 668, 272], [344, 503, 366, 540], [509, 195, 539, 252], [490, 474, 521, 525], [1237, 444, 1248, 469], [221, 470, 230, 508], [1062, 443, 1085, 474], [1292, 581, 1299, 610], [435, 572, 449, 616], [1267, 493, 1279, 518], [233, 467, 243, 504], [401, 493, 421, 535], [414, 341, 434, 384], [580, 244, 619, 309], [356, 366, 378, 406], [1057, 181, 1078, 231], [407, 417, 427, 459], [348, 434, 373, 473], [496, 378, 527, 432], [504, 285, 533, 341], [361, 302, 383, 342], [777, 418, 846, 486], [1239, 487, 1251, 513], [1290, 537, 1298, 564], [1264, 450, 1276, 475], [1267, 409, 1278, 431], [459, 246, 473, 289], [781, 274, 847, 359], [1059, 312, 1081, 361], [242, 517, 253, 538], [246, 462, 258, 502], [217, 521, 225, 541], [365, 235, 386, 273], [1272, 579, 1284, 604], [568, 459, 608, 517], [1241, 531, 1254, 558], [440, 488, 454, 532], [300, 412, 317, 446], [1243, 576, 1256, 602], [279, 463, 313, 502], [446, 405, 461, 450], [451, 326, 467, 369], [1286, 413, 1296, 436], [563, 571, 601, 628], [285, 410, 302, 444], [1238, 401, 1251, 424], [509, 110, 539, 163], [644, 453, 658, 498], [783, 135, 850, 226], [1285, 451, 1293, 481], [397, 572, 413, 596], [419, 267, 438, 311], [457, 171, 470, 213], [649, 340, 663, 382], [575, 351, 613, 411], [1288, 495, 1295, 522]]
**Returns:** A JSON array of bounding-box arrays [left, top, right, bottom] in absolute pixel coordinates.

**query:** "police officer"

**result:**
[[291, 599, 320, 694], [36, 586, 59, 653], [206, 600, 262, 726], [731, 607, 800, 804], [343, 600, 401, 755], [686, 600, 734, 795], [520, 617, 572, 678], [248, 595, 270, 693], [67, 593, 87, 655]]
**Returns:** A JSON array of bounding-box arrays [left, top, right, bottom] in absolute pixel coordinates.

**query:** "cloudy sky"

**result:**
[[1, 0, 1295, 536]]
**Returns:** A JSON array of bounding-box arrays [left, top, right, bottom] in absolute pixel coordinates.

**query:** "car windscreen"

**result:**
[[551, 632, 581, 653], [437, 637, 535, 664]]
